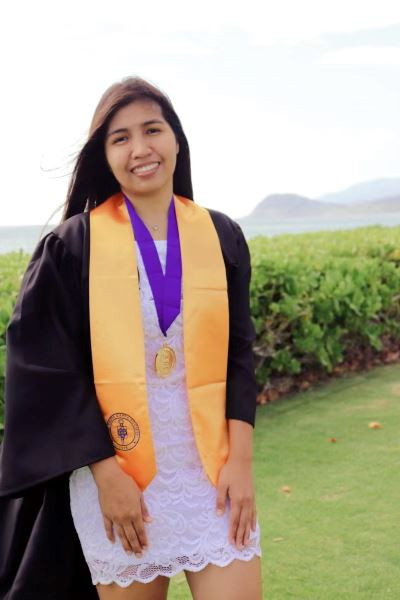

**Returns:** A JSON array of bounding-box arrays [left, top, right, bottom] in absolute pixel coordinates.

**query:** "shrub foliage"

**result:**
[[1, 225, 400, 435]]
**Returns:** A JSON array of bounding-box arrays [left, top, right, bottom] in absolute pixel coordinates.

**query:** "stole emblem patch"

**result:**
[[107, 413, 140, 451]]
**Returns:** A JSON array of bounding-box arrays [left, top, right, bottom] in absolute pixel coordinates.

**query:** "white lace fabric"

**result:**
[[69, 240, 262, 587]]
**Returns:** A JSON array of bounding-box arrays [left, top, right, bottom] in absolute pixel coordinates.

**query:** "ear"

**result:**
[[176, 142, 180, 155]]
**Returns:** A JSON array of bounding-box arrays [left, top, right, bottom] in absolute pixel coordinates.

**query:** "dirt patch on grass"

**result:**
[[343, 397, 389, 413], [389, 383, 400, 396], [320, 487, 348, 501]]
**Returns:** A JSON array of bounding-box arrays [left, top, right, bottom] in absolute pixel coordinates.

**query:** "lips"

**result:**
[[131, 162, 160, 174]]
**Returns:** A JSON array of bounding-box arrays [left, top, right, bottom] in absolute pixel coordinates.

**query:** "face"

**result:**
[[104, 99, 179, 199]]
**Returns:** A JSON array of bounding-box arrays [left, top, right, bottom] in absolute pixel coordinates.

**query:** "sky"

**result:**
[[1, 0, 399, 225]]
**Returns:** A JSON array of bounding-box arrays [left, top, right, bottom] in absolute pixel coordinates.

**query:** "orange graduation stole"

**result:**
[[89, 192, 230, 491]]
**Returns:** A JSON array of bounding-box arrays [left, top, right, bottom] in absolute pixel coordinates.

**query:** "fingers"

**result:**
[[215, 482, 229, 516], [114, 522, 140, 556], [103, 515, 115, 543], [114, 515, 147, 556], [103, 500, 150, 556], [234, 505, 251, 549], [97, 471, 152, 556], [251, 505, 257, 532], [133, 511, 149, 550], [229, 498, 254, 549], [124, 519, 145, 556], [140, 495, 153, 524], [228, 501, 241, 546], [244, 522, 251, 546]]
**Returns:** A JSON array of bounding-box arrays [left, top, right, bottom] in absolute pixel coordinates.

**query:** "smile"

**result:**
[[131, 162, 160, 175]]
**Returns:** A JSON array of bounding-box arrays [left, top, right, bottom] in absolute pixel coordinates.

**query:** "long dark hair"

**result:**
[[61, 76, 193, 222]]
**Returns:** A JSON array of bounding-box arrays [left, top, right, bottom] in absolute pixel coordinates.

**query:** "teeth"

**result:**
[[133, 162, 159, 174]]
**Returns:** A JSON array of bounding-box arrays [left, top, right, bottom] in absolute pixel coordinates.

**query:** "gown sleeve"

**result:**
[[0, 230, 115, 499], [225, 221, 258, 427]]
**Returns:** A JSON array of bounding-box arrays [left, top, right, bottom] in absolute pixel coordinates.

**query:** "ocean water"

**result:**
[[238, 212, 400, 239], [2, 212, 400, 255], [0, 225, 56, 255]]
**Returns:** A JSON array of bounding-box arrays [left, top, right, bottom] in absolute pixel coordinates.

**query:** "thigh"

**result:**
[[185, 555, 262, 600], [96, 575, 170, 600]]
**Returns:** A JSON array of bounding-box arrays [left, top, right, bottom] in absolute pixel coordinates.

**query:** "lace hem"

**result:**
[[89, 545, 263, 587]]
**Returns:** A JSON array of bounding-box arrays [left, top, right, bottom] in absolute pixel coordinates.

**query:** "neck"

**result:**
[[122, 187, 173, 222]]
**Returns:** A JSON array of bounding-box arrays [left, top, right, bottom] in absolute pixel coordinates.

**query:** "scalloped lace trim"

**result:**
[[90, 545, 262, 587]]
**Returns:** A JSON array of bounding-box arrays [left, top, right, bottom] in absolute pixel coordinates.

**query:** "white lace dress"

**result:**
[[69, 240, 262, 587]]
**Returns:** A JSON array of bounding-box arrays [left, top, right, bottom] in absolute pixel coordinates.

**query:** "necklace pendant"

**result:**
[[154, 342, 176, 377]]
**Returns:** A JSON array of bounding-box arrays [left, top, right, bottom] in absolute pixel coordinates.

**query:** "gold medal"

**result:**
[[155, 343, 176, 377]]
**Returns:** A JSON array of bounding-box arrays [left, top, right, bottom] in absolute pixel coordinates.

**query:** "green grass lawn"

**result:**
[[169, 363, 400, 599]]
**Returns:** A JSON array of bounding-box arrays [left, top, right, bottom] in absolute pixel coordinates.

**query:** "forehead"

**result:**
[[107, 99, 164, 130]]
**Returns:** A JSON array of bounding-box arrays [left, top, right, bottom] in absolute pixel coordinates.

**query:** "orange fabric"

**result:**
[[89, 192, 229, 490]]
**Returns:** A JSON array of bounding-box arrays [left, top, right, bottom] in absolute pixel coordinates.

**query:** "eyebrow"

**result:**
[[106, 119, 165, 138]]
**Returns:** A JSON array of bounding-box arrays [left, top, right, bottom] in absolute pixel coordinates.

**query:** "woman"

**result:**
[[0, 76, 262, 600]]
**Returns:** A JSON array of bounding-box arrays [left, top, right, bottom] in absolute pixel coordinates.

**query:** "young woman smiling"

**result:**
[[0, 77, 263, 600]]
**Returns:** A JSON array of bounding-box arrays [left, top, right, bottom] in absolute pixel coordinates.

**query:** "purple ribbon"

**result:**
[[124, 194, 182, 336]]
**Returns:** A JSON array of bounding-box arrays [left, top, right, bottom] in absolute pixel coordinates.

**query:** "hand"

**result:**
[[90, 457, 152, 557], [215, 456, 257, 550]]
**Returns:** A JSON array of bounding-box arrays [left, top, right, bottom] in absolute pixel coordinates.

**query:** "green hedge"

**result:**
[[248, 225, 400, 386], [1, 225, 400, 436]]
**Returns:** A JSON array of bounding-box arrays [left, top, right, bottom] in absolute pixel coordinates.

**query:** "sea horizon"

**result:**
[[2, 212, 400, 255]]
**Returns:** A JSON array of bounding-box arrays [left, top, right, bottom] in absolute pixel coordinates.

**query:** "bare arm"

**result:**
[[227, 418, 253, 462]]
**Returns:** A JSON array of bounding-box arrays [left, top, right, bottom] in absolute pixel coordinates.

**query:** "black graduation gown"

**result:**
[[0, 206, 258, 599]]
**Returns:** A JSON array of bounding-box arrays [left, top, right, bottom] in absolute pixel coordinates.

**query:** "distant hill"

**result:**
[[348, 194, 400, 213], [240, 193, 348, 221], [317, 178, 400, 206], [237, 178, 400, 224]]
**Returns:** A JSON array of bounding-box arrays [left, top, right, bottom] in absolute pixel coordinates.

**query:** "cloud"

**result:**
[[320, 46, 400, 66], [1, 0, 399, 225], [3, 0, 400, 48]]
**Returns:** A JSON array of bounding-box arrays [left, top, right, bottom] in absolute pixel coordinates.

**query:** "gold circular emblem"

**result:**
[[107, 413, 140, 451], [154, 343, 176, 377]]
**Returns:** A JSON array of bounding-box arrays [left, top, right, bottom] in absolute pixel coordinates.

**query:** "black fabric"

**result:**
[[223, 220, 258, 426], [206, 208, 258, 426], [0, 224, 115, 499], [0, 207, 257, 599], [0, 478, 98, 600]]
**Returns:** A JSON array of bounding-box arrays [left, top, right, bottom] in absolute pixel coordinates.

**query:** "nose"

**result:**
[[130, 133, 152, 159]]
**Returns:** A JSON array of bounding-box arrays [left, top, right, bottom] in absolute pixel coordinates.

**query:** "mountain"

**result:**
[[241, 193, 348, 221], [317, 178, 400, 206], [236, 179, 400, 224], [346, 194, 400, 213]]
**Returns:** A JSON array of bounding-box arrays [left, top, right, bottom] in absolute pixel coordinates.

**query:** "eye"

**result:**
[[112, 135, 128, 144], [146, 127, 161, 134]]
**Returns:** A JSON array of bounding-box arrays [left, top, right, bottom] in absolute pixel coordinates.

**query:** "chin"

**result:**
[[125, 178, 172, 197]]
